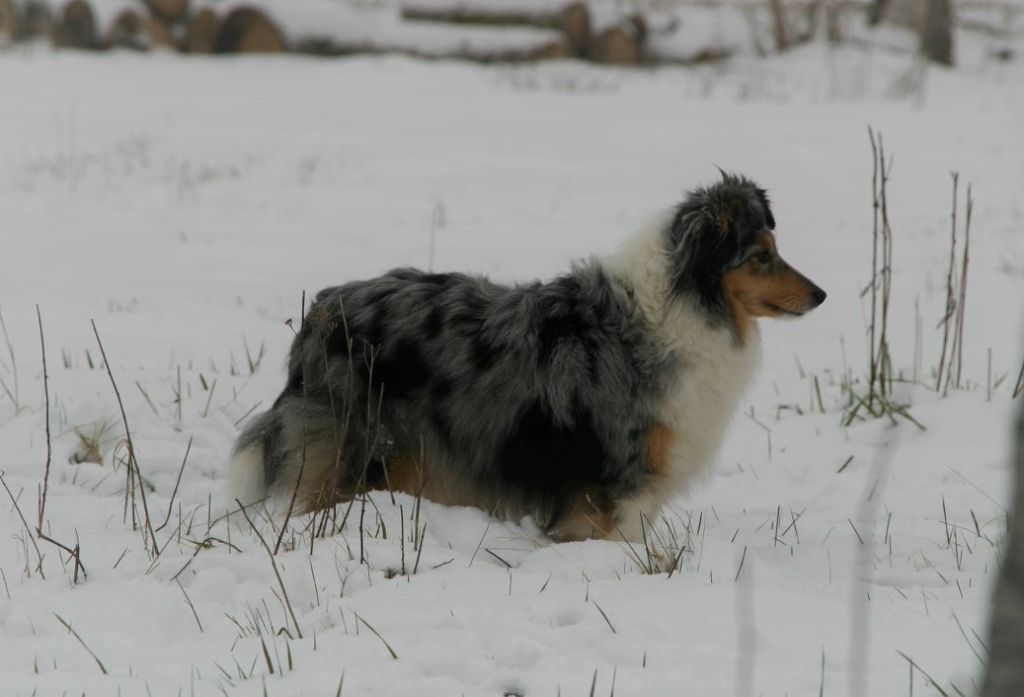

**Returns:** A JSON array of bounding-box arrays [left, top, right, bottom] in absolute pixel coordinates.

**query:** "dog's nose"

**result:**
[[811, 287, 827, 306]]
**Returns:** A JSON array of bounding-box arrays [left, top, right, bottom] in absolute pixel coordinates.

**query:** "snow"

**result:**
[[1, 31, 1023, 697]]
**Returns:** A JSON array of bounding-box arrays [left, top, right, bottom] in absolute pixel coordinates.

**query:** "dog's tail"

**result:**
[[228, 409, 281, 508], [229, 395, 347, 512]]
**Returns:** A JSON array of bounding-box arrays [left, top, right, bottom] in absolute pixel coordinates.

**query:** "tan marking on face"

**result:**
[[645, 423, 676, 478], [722, 270, 755, 345], [722, 234, 822, 343]]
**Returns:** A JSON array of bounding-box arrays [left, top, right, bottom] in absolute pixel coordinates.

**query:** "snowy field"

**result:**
[[1, 34, 1023, 697]]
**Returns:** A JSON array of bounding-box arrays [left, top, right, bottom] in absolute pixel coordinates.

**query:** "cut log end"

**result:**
[[184, 7, 218, 53], [215, 7, 287, 54], [0, 0, 17, 40], [557, 1, 590, 55], [106, 8, 144, 50], [54, 0, 97, 50], [592, 23, 644, 65]]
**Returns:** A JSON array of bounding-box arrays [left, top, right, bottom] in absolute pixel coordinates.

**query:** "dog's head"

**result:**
[[667, 173, 825, 342]]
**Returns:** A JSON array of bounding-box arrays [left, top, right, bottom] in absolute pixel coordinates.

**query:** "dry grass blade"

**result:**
[[734, 546, 748, 582], [91, 319, 156, 555], [54, 612, 108, 674], [176, 578, 204, 633], [592, 600, 617, 634], [896, 650, 951, 697], [353, 612, 399, 659], [156, 437, 193, 532], [236, 499, 303, 639]]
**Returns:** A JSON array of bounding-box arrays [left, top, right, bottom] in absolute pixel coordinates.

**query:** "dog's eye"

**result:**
[[754, 251, 772, 264]]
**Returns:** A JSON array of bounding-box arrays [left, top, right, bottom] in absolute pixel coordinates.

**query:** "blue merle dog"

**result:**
[[230, 173, 825, 541]]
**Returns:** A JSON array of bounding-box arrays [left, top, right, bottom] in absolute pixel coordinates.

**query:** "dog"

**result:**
[[229, 173, 825, 542]]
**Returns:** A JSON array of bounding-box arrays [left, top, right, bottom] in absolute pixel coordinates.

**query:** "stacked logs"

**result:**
[[0, 1, 651, 64], [401, 2, 648, 65], [1, 1, 287, 53]]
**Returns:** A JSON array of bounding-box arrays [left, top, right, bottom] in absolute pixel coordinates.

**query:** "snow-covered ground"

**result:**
[[1, 33, 1023, 697]]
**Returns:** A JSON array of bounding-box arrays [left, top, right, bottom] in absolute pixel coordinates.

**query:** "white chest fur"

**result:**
[[656, 308, 761, 494], [605, 212, 762, 537]]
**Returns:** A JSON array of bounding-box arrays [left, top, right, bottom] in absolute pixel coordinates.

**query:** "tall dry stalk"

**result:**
[[936, 174, 973, 396], [866, 128, 894, 410], [936, 173, 959, 392]]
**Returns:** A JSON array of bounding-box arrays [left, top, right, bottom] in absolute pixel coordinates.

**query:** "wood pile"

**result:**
[[0, 0, 651, 63], [2, 1, 289, 53], [0, 0, 981, 66]]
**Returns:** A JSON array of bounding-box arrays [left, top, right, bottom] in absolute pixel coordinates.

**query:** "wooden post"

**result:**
[[921, 0, 954, 66], [982, 398, 1024, 696]]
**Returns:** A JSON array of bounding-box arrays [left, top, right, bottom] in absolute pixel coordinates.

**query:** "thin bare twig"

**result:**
[[937, 172, 959, 392], [0, 306, 19, 410], [0, 472, 45, 578], [156, 437, 192, 532], [36, 306, 52, 531], [952, 185, 972, 389], [37, 530, 87, 582]]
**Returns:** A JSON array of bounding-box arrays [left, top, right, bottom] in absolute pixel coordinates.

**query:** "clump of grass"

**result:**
[[619, 511, 691, 576], [70, 419, 115, 464]]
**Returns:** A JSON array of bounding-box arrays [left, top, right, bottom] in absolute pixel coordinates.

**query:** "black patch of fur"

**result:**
[[497, 400, 609, 506]]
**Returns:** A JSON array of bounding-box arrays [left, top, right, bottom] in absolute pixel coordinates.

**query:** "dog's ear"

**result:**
[[757, 188, 775, 230], [668, 201, 737, 308]]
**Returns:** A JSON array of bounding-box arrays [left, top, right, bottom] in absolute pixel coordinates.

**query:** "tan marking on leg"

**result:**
[[549, 493, 616, 542], [291, 443, 343, 514], [645, 423, 676, 478], [384, 452, 424, 497]]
